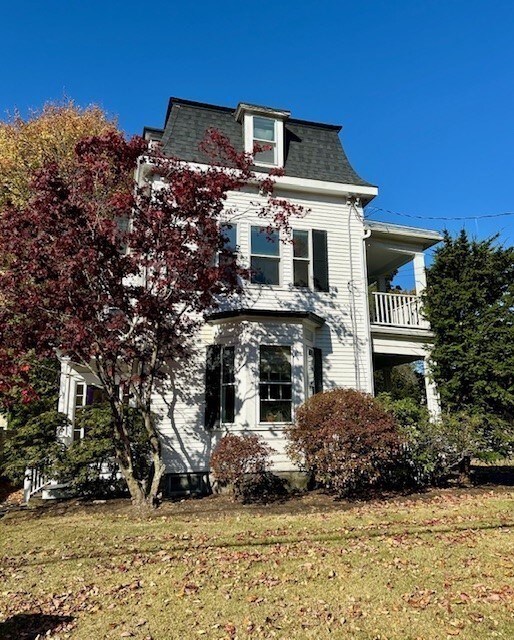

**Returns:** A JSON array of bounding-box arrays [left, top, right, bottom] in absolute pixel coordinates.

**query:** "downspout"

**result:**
[[361, 226, 375, 395], [347, 197, 366, 391]]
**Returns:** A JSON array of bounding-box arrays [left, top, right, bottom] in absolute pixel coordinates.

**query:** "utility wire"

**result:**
[[365, 205, 514, 222]]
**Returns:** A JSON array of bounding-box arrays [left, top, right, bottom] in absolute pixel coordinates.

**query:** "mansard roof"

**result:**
[[144, 97, 374, 187]]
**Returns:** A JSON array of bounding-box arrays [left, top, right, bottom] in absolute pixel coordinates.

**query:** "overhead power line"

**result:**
[[365, 206, 514, 222]]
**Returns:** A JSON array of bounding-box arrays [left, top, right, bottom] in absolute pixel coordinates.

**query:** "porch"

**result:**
[[365, 220, 442, 416], [369, 291, 428, 329], [365, 219, 442, 332]]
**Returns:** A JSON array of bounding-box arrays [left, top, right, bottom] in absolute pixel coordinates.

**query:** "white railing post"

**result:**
[[23, 469, 32, 504]]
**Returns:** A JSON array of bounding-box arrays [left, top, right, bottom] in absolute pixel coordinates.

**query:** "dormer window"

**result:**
[[235, 103, 290, 169], [253, 117, 277, 165]]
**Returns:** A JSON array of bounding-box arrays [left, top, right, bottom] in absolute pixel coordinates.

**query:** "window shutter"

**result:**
[[313, 347, 323, 394], [205, 344, 222, 429], [312, 230, 329, 292]]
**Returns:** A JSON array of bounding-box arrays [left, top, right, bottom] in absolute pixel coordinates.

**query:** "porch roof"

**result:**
[[365, 220, 443, 250]]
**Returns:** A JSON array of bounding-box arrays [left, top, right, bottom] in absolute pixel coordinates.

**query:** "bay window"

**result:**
[[205, 344, 235, 429], [221, 346, 235, 424], [259, 346, 292, 423]]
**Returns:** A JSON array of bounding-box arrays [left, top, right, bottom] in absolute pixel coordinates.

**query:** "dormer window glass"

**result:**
[[253, 117, 277, 165]]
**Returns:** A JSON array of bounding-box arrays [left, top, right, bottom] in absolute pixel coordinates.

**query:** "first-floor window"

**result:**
[[306, 346, 323, 397], [73, 382, 87, 441], [205, 344, 236, 428], [73, 383, 109, 440], [259, 346, 292, 422], [221, 346, 235, 424]]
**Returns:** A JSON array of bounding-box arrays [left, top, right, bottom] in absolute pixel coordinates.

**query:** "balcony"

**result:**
[[369, 291, 429, 329], [365, 220, 442, 333]]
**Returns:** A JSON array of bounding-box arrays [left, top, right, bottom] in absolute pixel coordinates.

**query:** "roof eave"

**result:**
[[365, 219, 443, 248]]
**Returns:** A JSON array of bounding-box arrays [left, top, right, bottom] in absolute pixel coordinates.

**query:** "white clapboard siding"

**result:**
[[151, 188, 372, 473]]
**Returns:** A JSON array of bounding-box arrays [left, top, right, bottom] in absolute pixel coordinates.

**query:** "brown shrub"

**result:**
[[210, 434, 274, 487], [286, 388, 403, 497]]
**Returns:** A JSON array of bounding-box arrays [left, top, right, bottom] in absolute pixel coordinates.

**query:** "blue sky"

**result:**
[[1, 0, 513, 251]]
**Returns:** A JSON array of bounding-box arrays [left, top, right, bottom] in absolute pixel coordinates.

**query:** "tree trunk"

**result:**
[[142, 404, 165, 507], [458, 455, 471, 484]]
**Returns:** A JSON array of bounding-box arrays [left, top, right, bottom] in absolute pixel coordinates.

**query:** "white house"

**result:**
[[58, 98, 442, 496]]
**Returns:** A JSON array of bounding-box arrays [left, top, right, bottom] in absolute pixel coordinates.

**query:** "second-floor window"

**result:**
[[293, 229, 310, 287], [220, 222, 237, 269], [251, 226, 280, 285], [291, 229, 329, 292]]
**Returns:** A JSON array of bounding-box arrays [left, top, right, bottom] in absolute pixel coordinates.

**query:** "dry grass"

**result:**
[[1, 488, 513, 639]]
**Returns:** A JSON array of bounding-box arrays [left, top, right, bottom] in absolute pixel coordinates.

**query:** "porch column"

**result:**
[[382, 366, 393, 392], [424, 357, 441, 420], [413, 252, 427, 295], [58, 357, 74, 444], [377, 275, 387, 293]]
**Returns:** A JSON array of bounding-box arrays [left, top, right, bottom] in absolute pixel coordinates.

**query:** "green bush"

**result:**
[[56, 404, 151, 497], [378, 394, 490, 486], [286, 388, 403, 498], [1, 402, 152, 498], [1, 410, 67, 484]]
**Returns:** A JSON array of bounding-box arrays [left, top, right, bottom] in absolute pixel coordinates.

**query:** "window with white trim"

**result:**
[[251, 226, 280, 285], [293, 229, 310, 287], [205, 344, 236, 428], [73, 383, 109, 440], [291, 228, 330, 292], [252, 116, 277, 165], [221, 346, 235, 424], [220, 222, 237, 269], [259, 346, 292, 423]]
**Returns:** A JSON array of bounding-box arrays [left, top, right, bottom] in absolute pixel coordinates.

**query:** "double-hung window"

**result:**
[[205, 344, 235, 428], [221, 346, 235, 424], [259, 346, 292, 423], [220, 222, 237, 269], [252, 117, 277, 165], [73, 383, 109, 440], [291, 229, 329, 292], [251, 226, 280, 285], [293, 229, 310, 287]]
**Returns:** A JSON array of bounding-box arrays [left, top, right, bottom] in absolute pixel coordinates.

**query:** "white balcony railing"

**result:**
[[370, 292, 429, 329]]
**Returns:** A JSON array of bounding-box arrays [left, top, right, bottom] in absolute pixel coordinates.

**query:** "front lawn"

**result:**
[[1, 488, 513, 639]]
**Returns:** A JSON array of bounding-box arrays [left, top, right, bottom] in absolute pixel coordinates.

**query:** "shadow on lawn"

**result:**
[[0, 613, 74, 639], [12, 520, 514, 572]]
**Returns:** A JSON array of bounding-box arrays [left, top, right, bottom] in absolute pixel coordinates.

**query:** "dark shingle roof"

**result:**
[[147, 98, 373, 187]]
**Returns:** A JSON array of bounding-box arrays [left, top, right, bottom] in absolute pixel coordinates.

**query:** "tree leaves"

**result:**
[[424, 231, 514, 458], [0, 122, 303, 506]]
